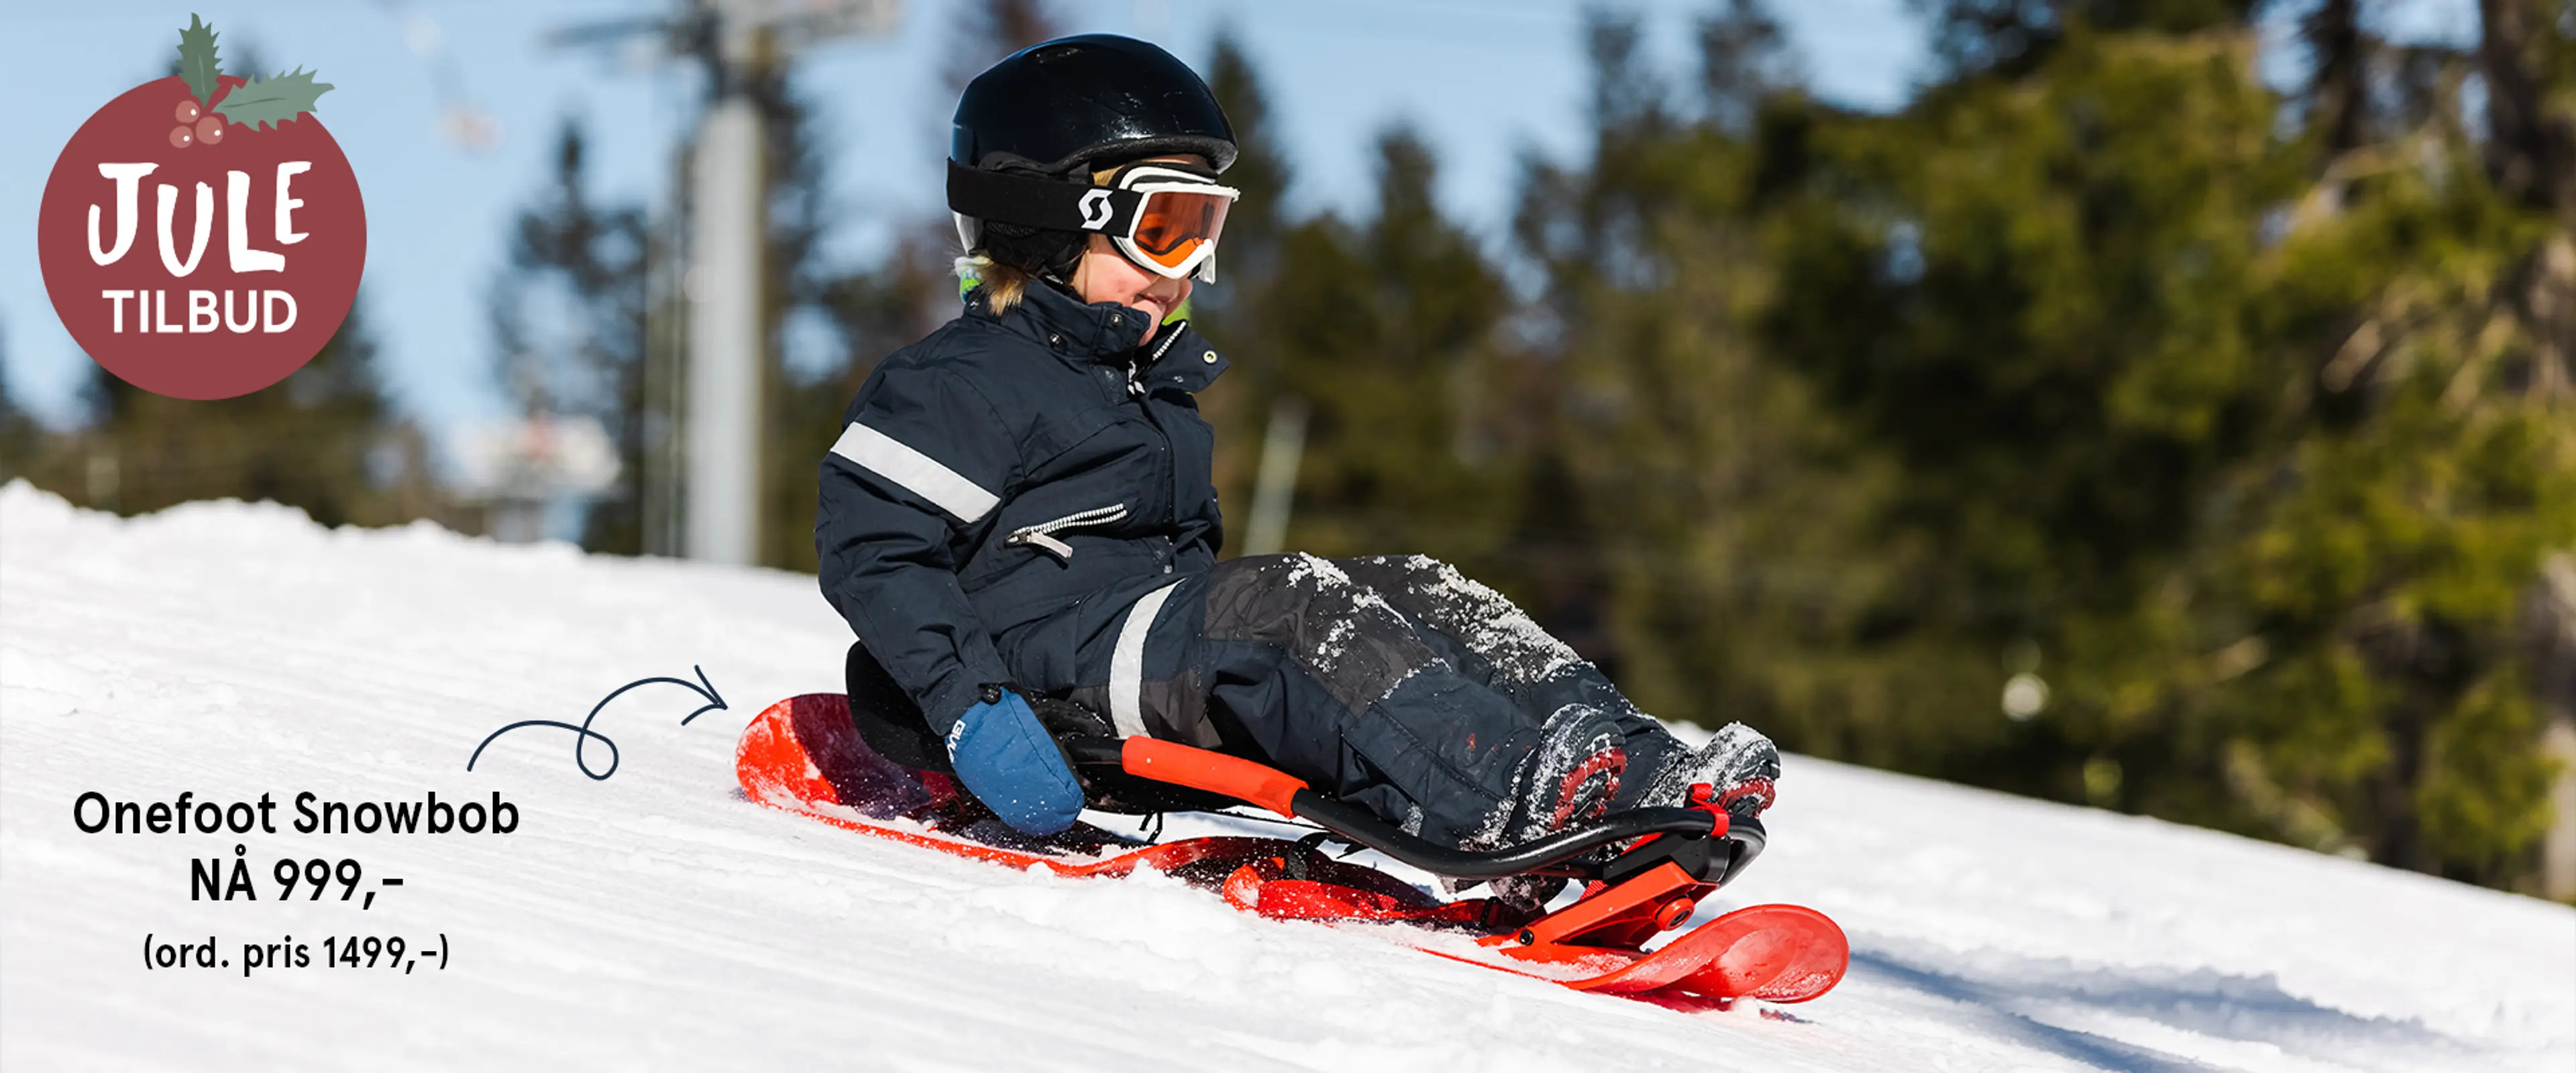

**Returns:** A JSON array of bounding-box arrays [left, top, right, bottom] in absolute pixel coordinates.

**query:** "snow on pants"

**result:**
[[1059, 553, 1680, 849]]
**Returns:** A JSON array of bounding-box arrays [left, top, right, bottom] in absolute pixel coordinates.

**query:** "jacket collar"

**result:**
[[968, 279, 1150, 360], [1136, 318, 1230, 395], [965, 281, 1230, 394]]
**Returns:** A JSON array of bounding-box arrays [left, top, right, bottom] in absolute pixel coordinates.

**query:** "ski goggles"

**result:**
[[947, 159, 1240, 283], [1102, 162, 1237, 282]]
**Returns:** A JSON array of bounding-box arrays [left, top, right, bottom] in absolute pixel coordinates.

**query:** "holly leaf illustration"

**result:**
[[177, 14, 221, 108], [213, 68, 334, 131]]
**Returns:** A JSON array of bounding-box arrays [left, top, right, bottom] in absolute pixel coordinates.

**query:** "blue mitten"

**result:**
[[945, 687, 1085, 835]]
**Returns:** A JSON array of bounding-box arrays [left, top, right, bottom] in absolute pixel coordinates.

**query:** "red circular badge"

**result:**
[[38, 73, 364, 400]]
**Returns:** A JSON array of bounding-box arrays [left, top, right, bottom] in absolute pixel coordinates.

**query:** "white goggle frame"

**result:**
[[1105, 164, 1239, 284]]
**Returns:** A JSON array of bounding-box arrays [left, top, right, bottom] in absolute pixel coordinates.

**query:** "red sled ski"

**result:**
[[737, 692, 1848, 1007]]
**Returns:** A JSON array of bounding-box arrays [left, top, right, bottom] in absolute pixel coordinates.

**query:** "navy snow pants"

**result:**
[[1054, 554, 1680, 848]]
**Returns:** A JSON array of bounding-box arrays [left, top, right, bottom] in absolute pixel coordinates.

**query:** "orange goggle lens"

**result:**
[[1129, 187, 1233, 269]]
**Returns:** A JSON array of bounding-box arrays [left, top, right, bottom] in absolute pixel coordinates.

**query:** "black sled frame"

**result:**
[[843, 642, 1764, 887]]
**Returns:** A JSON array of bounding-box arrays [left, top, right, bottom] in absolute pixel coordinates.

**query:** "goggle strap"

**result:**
[[947, 162, 1146, 237]]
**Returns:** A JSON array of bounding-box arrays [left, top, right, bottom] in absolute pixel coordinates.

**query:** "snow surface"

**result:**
[[3, 482, 2570, 1072]]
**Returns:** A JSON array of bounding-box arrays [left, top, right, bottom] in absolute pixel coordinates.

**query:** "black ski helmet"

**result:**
[[949, 34, 1236, 278], [953, 34, 1236, 176]]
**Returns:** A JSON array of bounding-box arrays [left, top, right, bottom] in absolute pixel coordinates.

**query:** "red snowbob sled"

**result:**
[[735, 655, 1848, 1007]]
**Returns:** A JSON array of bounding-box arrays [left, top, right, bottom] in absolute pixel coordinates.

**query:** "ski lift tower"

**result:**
[[685, 0, 900, 565], [554, 0, 901, 565]]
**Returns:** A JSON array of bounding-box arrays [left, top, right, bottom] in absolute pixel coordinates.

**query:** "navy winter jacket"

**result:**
[[816, 280, 1229, 734]]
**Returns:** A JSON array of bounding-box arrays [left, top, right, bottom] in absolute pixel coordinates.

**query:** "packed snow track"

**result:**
[[4, 484, 2570, 1072]]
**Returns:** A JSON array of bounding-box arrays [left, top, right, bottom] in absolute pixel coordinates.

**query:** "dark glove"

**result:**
[[945, 686, 1085, 835]]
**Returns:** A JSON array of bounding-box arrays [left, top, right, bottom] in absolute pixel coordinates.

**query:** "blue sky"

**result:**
[[2, 0, 2475, 455]]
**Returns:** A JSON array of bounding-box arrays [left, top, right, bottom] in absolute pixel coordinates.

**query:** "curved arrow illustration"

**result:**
[[467, 665, 729, 779]]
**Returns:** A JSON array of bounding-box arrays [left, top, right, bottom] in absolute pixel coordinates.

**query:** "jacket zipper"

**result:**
[[1005, 504, 1128, 562]]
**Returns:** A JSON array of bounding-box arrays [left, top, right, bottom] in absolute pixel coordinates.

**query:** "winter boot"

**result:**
[[1641, 721, 1781, 818], [1501, 703, 1629, 843], [1479, 704, 1628, 913]]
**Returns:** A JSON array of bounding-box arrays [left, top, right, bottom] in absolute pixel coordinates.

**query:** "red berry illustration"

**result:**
[[195, 115, 224, 145], [168, 125, 194, 148], [175, 98, 202, 124]]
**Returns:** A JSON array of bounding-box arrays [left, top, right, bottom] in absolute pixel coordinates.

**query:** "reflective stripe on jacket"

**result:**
[[815, 280, 1229, 732]]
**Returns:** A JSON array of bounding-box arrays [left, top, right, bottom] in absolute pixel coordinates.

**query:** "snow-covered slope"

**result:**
[[3, 482, 2569, 1072]]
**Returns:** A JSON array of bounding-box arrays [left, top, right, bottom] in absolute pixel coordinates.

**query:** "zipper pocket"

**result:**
[[1005, 504, 1128, 562]]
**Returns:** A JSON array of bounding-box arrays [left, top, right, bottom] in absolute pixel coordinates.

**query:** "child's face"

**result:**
[[1070, 234, 1193, 343], [1067, 154, 1206, 343]]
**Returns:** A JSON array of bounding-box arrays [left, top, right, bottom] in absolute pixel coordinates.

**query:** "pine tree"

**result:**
[[752, 66, 843, 571], [1746, 3, 2575, 888], [490, 119, 652, 550], [1189, 28, 1299, 546], [1507, 6, 1912, 738], [1763, 22, 2298, 803], [1238, 127, 1515, 575], [2189, 0, 2576, 886], [1921, 0, 2259, 76], [758, 0, 1067, 572], [62, 296, 437, 526], [0, 320, 47, 484]]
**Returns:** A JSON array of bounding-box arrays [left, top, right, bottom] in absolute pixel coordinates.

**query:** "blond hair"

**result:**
[[955, 252, 1036, 314]]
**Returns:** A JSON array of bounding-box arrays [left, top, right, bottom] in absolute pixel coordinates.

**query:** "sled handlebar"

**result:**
[[1060, 736, 1754, 882], [1108, 736, 1310, 816]]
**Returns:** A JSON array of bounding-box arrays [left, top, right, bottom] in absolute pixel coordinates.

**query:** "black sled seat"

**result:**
[[841, 641, 953, 774], [842, 642, 1766, 886]]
